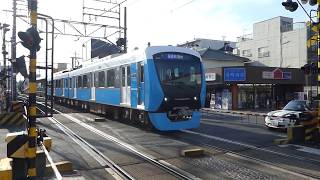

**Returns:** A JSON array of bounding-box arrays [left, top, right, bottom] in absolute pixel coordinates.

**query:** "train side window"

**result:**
[[65, 78, 69, 88], [127, 66, 131, 86], [140, 65, 144, 82], [77, 76, 82, 88], [107, 69, 115, 87], [114, 68, 120, 88], [73, 77, 76, 88], [87, 74, 91, 88], [94, 72, 99, 87], [98, 71, 105, 87], [83, 75, 88, 88], [121, 67, 126, 87]]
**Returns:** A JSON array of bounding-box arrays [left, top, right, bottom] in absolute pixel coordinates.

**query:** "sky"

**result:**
[[0, 0, 316, 67]]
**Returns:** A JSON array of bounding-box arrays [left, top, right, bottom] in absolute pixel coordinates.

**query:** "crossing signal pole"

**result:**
[[26, 0, 39, 178], [282, 0, 320, 141]]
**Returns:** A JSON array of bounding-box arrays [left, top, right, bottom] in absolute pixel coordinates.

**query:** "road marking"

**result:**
[[227, 153, 318, 180], [294, 145, 320, 156], [201, 119, 286, 138], [181, 130, 317, 162], [182, 130, 257, 149]]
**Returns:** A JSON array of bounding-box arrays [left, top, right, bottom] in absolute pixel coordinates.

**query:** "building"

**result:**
[[206, 66, 305, 110], [235, 16, 307, 68], [178, 38, 236, 52], [199, 48, 249, 69]]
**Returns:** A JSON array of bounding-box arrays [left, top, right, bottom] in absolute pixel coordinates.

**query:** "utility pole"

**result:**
[[1, 23, 10, 112], [71, 52, 82, 69], [11, 0, 17, 101]]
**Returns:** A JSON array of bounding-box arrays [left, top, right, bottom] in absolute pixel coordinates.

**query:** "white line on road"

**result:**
[[181, 130, 317, 162]]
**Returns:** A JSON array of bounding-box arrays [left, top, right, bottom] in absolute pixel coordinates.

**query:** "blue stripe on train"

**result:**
[[144, 59, 164, 111], [95, 88, 120, 105], [76, 88, 91, 101], [55, 88, 62, 97]]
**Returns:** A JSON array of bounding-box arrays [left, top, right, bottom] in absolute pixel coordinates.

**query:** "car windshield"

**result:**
[[283, 101, 310, 111]]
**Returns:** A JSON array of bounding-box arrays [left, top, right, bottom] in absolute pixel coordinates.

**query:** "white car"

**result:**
[[265, 100, 312, 129]]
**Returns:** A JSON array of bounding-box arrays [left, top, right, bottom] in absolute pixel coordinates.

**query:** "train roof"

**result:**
[[53, 46, 201, 79]]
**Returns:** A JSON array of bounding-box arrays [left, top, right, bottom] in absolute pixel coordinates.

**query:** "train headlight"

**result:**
[[164, 97, 168, 102], [194, 96, 197, 100]]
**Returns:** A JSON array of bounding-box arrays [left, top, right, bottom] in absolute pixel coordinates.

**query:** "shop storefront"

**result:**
[[205, 66, 305, 110]]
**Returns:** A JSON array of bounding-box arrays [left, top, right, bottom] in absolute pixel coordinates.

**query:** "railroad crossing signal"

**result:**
[[282, 0, 298, 12], [301, 62, 317, 75], [18, 27, 41, 51], [11, 56, 28, 78]]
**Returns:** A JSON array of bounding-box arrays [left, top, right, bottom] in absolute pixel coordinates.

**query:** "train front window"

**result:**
[[153, 53, 201, 88]]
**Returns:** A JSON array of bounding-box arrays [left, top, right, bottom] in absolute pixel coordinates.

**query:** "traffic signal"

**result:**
[[282, 0, 298, 12], [309, 0, 317, 6], [116, 38, 126, 47], [12, 56, 28, 78], [18, 27, 41, 51], [301, 62, 317, 75]]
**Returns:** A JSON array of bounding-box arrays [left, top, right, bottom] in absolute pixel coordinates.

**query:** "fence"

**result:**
[[201, 108, 267, 126]]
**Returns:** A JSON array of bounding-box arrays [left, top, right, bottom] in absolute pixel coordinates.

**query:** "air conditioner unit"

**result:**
[[263, 51, 270, 57]]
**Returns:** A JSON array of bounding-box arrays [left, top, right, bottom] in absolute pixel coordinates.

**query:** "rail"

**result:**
[[36, 101, 199, 180]]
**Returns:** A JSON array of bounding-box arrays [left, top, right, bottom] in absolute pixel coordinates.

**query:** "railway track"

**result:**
[[19, 95, 320, 179], [176, 133, 320, 180], [19, 95, 200, 180]]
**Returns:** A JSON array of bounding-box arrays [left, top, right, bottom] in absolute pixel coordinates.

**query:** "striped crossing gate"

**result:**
[[0, 112, 25, 126]]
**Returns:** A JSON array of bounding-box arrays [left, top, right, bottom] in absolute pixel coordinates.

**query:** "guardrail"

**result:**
[[201, 108, 267, 126]]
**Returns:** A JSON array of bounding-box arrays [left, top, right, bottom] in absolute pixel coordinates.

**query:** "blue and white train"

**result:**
[[50, 46, 206, 131]]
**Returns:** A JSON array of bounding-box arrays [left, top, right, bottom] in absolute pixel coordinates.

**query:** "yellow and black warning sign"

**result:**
[[11, 101, 24, 112], [301, 118, 319, 141], [0, 112, 25, 126], [5, 132, 28, 158]]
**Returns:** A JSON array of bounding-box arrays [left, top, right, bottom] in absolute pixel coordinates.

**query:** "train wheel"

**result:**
[[113, 109, 120, 120], [143, 112, 154, 131]]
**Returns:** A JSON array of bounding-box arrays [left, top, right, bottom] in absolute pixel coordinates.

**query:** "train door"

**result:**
[[130, 64, 137, 108], [91, 72, 95, 100], [137, 62, 144, 106], [120, 65, 131, 105]]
